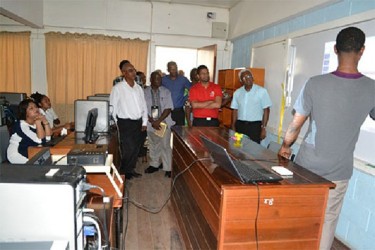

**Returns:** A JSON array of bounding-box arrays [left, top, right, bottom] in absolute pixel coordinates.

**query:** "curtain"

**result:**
[[45, 32, 149, 122], [0, 32, 31, 94]]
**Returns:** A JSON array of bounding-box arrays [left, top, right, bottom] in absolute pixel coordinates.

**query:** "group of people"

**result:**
[[6, 92, 68, 163], [110, 59, 273, 180], [110, 27, 374, 250], [5, 26, 374, 250]]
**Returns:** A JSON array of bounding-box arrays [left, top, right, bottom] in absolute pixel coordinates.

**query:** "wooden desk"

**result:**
[[28, 131, 123, 248], [171, 126, 335, 250]]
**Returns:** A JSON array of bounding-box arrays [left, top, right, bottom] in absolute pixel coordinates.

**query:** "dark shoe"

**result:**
[[158, 163, 163, 169], [165, 171, 171, 178], [144, 166, 159, 174], [131, 171, 142, 178]]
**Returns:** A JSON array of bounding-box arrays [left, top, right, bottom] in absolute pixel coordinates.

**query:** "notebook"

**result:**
[[200, 136, 283, 183]]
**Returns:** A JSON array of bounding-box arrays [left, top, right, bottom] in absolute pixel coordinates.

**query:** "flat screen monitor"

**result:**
[[84, 108, 98, 143]]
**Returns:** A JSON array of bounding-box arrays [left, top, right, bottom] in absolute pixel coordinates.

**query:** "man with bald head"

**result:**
[[110, 61, 148, 180], [231, 69, 272, 144], [162, 61, 191, 125]]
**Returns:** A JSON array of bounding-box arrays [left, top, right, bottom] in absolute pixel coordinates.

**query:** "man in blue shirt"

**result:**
[[231, 69, 272, 143], [162, 61, 191, 125]]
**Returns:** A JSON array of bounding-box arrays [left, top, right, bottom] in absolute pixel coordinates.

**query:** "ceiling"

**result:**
[[127, 0, 242, 9]]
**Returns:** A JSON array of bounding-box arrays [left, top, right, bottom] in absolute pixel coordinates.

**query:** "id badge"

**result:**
[[151, 105, 159, 119]]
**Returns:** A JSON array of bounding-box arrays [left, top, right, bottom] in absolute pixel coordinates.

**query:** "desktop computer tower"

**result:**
[[0, 164, 86, 250]]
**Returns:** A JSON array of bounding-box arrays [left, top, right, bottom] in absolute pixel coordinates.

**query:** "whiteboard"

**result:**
[[252, 41, 287, 134], [252, 18, 375, 164]]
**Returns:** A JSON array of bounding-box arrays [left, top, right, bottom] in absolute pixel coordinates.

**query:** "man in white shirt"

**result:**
[[110, 61, 148, 180]]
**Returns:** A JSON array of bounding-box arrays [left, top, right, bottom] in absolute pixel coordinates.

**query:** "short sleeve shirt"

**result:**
[[231, 84, 272, 121], [189, 82, 223, 119]]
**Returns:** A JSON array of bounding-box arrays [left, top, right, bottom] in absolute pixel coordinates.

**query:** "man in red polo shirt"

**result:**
[[189, 65, 222, 127]]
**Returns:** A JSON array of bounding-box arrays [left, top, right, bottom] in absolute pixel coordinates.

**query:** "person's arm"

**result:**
[[231, 109, 238, 131], [260, 107, 270, 140], [191, 96, 222, 109], [278, 113, 307, 159], [185, 103, 192, 127], [152, 109, 172, 130]]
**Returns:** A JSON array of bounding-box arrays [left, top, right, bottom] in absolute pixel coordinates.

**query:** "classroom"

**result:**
[[1, 0, 374, 249]]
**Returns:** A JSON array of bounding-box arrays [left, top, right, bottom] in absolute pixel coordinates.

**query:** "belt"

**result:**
[[118, 117, 142, 122], [194, 117, 218, 121], [173, 107, 184, 110], [237, 120, 261, 124]]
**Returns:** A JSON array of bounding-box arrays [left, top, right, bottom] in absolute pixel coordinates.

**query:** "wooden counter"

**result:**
[[171, 126, 334, 250]]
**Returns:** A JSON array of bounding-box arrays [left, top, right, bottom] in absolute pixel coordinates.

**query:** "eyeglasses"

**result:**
[[242, 75, 253, 80]]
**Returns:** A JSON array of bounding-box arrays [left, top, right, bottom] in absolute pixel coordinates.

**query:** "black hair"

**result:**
[[167, 61, 177, 69], [197, 65, 208, 74], [190, 68, 197, 81], [150, 71, 160, 79], [18, 99, 36, 120], [136, 71, 144, 76], [336, 27, 365, 53], [119, 60, 130, 70], [30, 92, 46, 107]]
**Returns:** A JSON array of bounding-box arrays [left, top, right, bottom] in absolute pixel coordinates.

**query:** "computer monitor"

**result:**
[[83, 108, 98, 143], [26, 148, 52, 165]]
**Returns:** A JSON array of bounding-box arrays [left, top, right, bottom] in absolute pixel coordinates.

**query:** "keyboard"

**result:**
[[233, 160, 282, 183], [45, 135, 66, 147]]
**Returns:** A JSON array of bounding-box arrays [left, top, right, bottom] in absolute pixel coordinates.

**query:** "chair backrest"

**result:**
[[267, 141, 295, 161], [0, 126, 10, 162]]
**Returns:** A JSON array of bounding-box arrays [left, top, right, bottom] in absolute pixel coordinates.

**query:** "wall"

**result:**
[[230, 1, 375, 248], [0, 0, 231, 95], [228, 0, 337, 39], [0, 0, 43, 28]]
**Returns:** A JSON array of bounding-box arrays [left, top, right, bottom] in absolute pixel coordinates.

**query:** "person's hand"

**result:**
[[278, 145, 292, 159], [260, 127, 267, 140], [141, 126, 147, 131], [152, 120, 161, 130], [64, 122, 71, 130]]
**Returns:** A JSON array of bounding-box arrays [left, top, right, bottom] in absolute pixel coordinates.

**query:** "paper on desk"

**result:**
[[272, 166, 293, 176]]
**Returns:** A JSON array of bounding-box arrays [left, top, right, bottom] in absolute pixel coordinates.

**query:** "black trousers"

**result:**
[[117, 118, 142, 174], [192, 118, 220, 127], [171, 108, 185, 126], [235, 120, 262, 144]]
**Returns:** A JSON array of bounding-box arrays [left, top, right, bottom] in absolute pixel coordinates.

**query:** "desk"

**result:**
[[28, 131, 123, 249], [171, 126, 335, 249]]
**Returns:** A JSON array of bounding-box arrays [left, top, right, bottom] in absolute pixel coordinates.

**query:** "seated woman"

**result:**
[[7, 99, 52, 164], [30, 92, 72, 135]]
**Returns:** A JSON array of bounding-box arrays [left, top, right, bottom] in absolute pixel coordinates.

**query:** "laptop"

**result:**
[[200, 136, 283, 183]]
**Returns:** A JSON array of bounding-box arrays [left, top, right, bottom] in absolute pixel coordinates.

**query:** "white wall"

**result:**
[[0, 0, 231, 95], [0, 0, 43, 28], [228, 0, 338, 39]]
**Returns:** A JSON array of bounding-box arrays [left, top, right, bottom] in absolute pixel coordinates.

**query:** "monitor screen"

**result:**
[[84, 108, 98, 143]]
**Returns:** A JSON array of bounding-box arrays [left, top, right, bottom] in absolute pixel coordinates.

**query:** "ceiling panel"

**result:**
[[124, 0, 241, 9]]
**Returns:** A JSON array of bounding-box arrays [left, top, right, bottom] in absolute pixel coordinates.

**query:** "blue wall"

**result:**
[[231, 0, 375, 68], [230, 1, 375, 248]]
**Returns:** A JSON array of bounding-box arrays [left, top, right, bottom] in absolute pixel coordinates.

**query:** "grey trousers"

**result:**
[[147, 128, 172, 171], [319, 179, 349, 250]]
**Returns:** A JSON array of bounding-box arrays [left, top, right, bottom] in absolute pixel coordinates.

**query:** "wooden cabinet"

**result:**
[[218, 68, 265, 128]]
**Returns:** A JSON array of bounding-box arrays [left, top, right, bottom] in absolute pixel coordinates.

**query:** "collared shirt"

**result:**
[[110, 79, 148, 126], [7, 120, 48, 163], [162, 75, 191, 108], [39, 108, 58, 128], [231, 84, 272, 121], [189, 82, 223, 119], [144, 86, 175, 131]]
